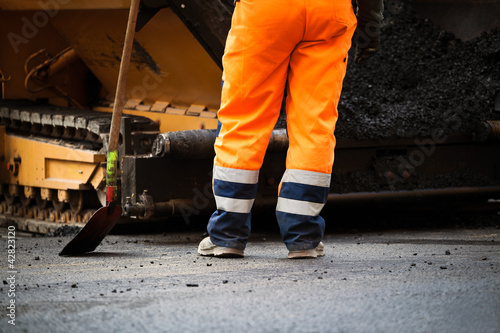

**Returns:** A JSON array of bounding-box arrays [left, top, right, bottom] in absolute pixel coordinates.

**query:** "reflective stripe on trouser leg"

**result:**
[[275, 0, 355, 249], [209, 0, 302, 249], [210, 0, 356, 250], [207, 165, 259, 250], [276, 169, 331, 251]]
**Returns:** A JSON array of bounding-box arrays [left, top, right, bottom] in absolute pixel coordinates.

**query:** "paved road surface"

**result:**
[[1, 227, 499, 333]]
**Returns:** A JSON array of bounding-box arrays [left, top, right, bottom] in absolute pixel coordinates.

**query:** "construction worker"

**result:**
[[198, 0, 383, 258]]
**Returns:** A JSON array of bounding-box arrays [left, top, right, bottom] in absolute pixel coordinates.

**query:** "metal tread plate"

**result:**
[[0, 100, 160, 143]]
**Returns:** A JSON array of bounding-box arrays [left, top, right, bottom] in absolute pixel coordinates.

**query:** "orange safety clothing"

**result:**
[[215, 0, 357, 174], [208, 0, 357, 251]]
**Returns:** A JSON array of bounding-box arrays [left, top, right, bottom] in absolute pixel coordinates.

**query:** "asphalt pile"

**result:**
[[274, 1, 500, 192], [337, 0, 500, 141]]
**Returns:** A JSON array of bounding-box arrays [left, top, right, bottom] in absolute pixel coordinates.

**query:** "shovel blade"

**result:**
[[59, 203, 122, 256]]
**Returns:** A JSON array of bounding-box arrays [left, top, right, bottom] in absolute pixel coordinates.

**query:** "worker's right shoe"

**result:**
[[288, 242, 325, 259], [198, 237, 244, 258]]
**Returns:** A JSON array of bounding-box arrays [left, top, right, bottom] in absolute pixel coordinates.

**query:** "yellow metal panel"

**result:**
[[45, 159, 99, 186], [142, 112, 219, 132], [89, 163, 106, 190], [0, 132, 105, 190], [94, 106, 219, 132], [0, 11, 92, 104], [48, 7, 223, 109]]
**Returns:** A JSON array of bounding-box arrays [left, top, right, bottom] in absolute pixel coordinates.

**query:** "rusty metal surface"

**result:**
[[0, 11, 90, 105], [47, 7, 223, 109]]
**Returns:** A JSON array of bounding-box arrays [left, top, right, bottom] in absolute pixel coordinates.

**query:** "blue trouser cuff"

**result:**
[[276, 212, 325, 251], [207, 210, 251, 250]]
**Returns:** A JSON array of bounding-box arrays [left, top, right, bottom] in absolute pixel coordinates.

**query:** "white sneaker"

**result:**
[[288, 242, 325, 259], [198, 237, 244, 258]]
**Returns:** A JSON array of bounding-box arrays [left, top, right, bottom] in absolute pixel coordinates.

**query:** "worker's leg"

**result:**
[[276, 0, 357, 251], [208, 0, 304, 250]]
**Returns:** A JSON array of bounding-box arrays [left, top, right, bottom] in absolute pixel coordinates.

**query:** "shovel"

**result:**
[[60, 0, 141, 256]]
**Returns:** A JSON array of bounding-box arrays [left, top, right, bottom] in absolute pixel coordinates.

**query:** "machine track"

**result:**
[[0, 100, 158, 145], [0, 100, 159, 233]]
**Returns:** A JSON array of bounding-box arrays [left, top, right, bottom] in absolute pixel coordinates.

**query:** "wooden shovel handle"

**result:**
[[106, 0, 141, 204], [108, 0, 141, 153]]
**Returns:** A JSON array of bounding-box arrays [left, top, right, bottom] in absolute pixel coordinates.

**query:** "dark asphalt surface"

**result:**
[[0, 226, 499, 333]]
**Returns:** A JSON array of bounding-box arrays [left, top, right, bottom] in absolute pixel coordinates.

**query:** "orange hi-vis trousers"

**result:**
[[208, 0, 357, 251]]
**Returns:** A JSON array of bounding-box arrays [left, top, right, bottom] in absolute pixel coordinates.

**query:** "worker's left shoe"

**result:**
[[288, 242, 325, 259], [198, 237, 244, 258]]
